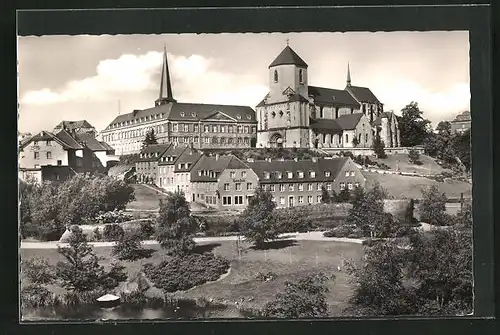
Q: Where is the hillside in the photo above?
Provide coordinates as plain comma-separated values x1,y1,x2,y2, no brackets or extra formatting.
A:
371,153,449,176
364,171,472,199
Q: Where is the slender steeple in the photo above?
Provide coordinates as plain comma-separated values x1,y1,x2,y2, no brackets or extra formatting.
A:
346,62,352,87
155,44,176,106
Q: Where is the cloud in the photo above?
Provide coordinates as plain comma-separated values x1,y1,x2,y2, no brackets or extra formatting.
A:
20,51,268,109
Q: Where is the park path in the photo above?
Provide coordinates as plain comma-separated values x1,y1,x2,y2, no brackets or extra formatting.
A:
20,231,363,250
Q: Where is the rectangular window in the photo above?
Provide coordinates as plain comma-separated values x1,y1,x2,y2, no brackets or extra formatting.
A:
242,171,247,178
173,124,178,132
270,184,276,192
308,183,313,191
298,196,304,204
264,172,270,179
287,171,293,179
340,182,346,190
327,183,332,191
317,195,322,203
350,171,356,177
317,183,322,191
213,125,218,133
55,174,60,181
235,196,244,205
345,171,350,177
325,171,331,177
237,126,243,133
348,182,353,190
244,126,249,133
355,182,360,188
288,184,294,192
204,125,209,132
57,160,62,166
223,196,232,205
230,171,236,178
298,184,304,191
194,125,199,132
297,171,304,178
46,152,52,159
280,184,286,192
308,196,313,204
247,183,253,190
224,183,230,191
276,172,282,179
235,183,242,191
34,152,39,159
310,171,316,178
184,124,189,132
46,140,52,146
280,197,285,205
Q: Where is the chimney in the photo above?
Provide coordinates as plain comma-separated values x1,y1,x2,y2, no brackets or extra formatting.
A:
215,153,220,161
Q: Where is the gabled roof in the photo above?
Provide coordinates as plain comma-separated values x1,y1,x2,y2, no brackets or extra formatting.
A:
54,130,85,150
372,111,396,127
256,92,310,107
309,113,365,132
269,46,308,68
346,86,381,104
137,143,172,162
99,141,115,151
191,155,249,182
158,143,189,166
308,86,360,107
54,120,95,131
174,147,203,172
20,130,84,151
247,157,349,183
74,133,108,151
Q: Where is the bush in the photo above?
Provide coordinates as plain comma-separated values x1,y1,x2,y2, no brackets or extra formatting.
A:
408,149,422,165
93,227,102,241
62,289,107,307
21,285,60,308
112,232,152,261
21,257,55,285
138,220,155,240
96,210,134,224
103,224,125,242
144,253,230,293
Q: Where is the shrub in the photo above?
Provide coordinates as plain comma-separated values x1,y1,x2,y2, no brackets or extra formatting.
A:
144,253,230,293
21,257,55,285
408,149,422,165
103,224,125,242
112,232,152,261
96,210,134,224
62,289,107,307
419,185,449,226
138,220,155,239
256,271,277,282
93,227,102,241
21,285,59,308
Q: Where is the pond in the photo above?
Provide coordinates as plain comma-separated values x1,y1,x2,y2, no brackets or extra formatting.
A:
21,299,243,321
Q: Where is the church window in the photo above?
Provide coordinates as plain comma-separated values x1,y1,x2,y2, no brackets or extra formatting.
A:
274,70,278,83
299,69,304,83
271,111,276,118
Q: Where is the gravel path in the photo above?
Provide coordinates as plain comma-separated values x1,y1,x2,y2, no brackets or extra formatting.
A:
20,231,363,249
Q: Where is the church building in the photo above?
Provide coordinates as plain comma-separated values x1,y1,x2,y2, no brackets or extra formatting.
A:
255,44,400,150
100,46,258,156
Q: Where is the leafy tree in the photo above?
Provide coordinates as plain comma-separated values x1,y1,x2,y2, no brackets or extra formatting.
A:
240,187,278,248
22,257,56,285
452,129,471,172
263,272,331,318
142,129,158,149
419,185,449,226
56,226,126,292
156,190,197,255
29,181,65,241
320,185,331,204
408,149,422,165
346,183,387,237
112,231,151,261
398,102,432,147
350,186,365,207
372,132,387,159
337,188,352,203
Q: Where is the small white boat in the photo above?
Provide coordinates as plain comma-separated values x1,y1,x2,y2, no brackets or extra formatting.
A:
97,294,121,309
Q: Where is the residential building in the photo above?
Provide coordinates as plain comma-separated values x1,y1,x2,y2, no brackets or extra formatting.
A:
157,143,190,191
247,156,365,208
173,145,204,201
53,120,97,137
255,44,400,149
135,143,172,184
99,46,258,155
190,154,259,209
450,110,471,134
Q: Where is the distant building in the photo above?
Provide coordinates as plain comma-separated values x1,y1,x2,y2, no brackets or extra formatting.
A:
247,156,365,208
54,120,97,137
99,46,258,155
255,44,400,149
190,154,259,208
158,144,191,192
450,110,471,134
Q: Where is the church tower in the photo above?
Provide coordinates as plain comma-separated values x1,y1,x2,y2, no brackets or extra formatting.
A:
256,42,311,148
155,45,177,107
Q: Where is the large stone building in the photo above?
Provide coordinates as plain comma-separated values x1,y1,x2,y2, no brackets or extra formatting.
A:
255,45,400,150
449,110,471,134
99,47,258,156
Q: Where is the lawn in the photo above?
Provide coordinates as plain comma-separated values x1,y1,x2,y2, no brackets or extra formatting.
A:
20,239,364,317
371,153,449,176
126,185,163,211
364,171,472,199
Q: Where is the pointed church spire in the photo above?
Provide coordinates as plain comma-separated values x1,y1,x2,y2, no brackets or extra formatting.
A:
155,44,176,106
346,62,352,87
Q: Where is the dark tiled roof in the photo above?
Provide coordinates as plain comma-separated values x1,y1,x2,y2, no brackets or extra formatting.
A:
309,113,364,131
191,155,249,182
269,46,308,68
54,120,95,131
105,102,256,130
158,144,189,165
346,86,381,104
99,141,115,151
74,133,107,151
54,130,85,150
255,93,310,107
308,86,360,107
174,148,204,172
20,130,84,150
138,143,172,162
247,157,349,183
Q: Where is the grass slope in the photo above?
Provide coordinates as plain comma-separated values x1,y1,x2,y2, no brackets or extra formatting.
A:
20,240,363,317
126,185,163,211
364,171,472,199
371,153,449,175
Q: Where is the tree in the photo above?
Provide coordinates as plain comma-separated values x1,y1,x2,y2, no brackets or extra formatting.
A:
142,128,158,149
350,186,365,207
338,188,352,203
240,187,278,248
398,102,432,147
346,183,387,237
56,226,126,292
419,185,449,226
112,231,151,261
372,132,387,159
452,129,471,172
320,185,331,204
263,272,331,318
156,190,197,255
408,149,422,165
22,257,56,285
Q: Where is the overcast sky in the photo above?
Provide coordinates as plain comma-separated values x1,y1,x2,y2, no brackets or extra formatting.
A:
17,31,470,134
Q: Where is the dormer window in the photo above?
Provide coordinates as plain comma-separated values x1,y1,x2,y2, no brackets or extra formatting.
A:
246,115,251,120
274,70,278,83
236,114,241,120
198,170,202,177
276,171,282,179
180,112,185,117
264,171,270,179
287,171,293,179
192,112,197,117
309,170,316,178
325,171,331,177
297,171,304,178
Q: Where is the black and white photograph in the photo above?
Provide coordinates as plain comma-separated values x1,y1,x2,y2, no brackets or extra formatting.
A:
18,30,473,321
